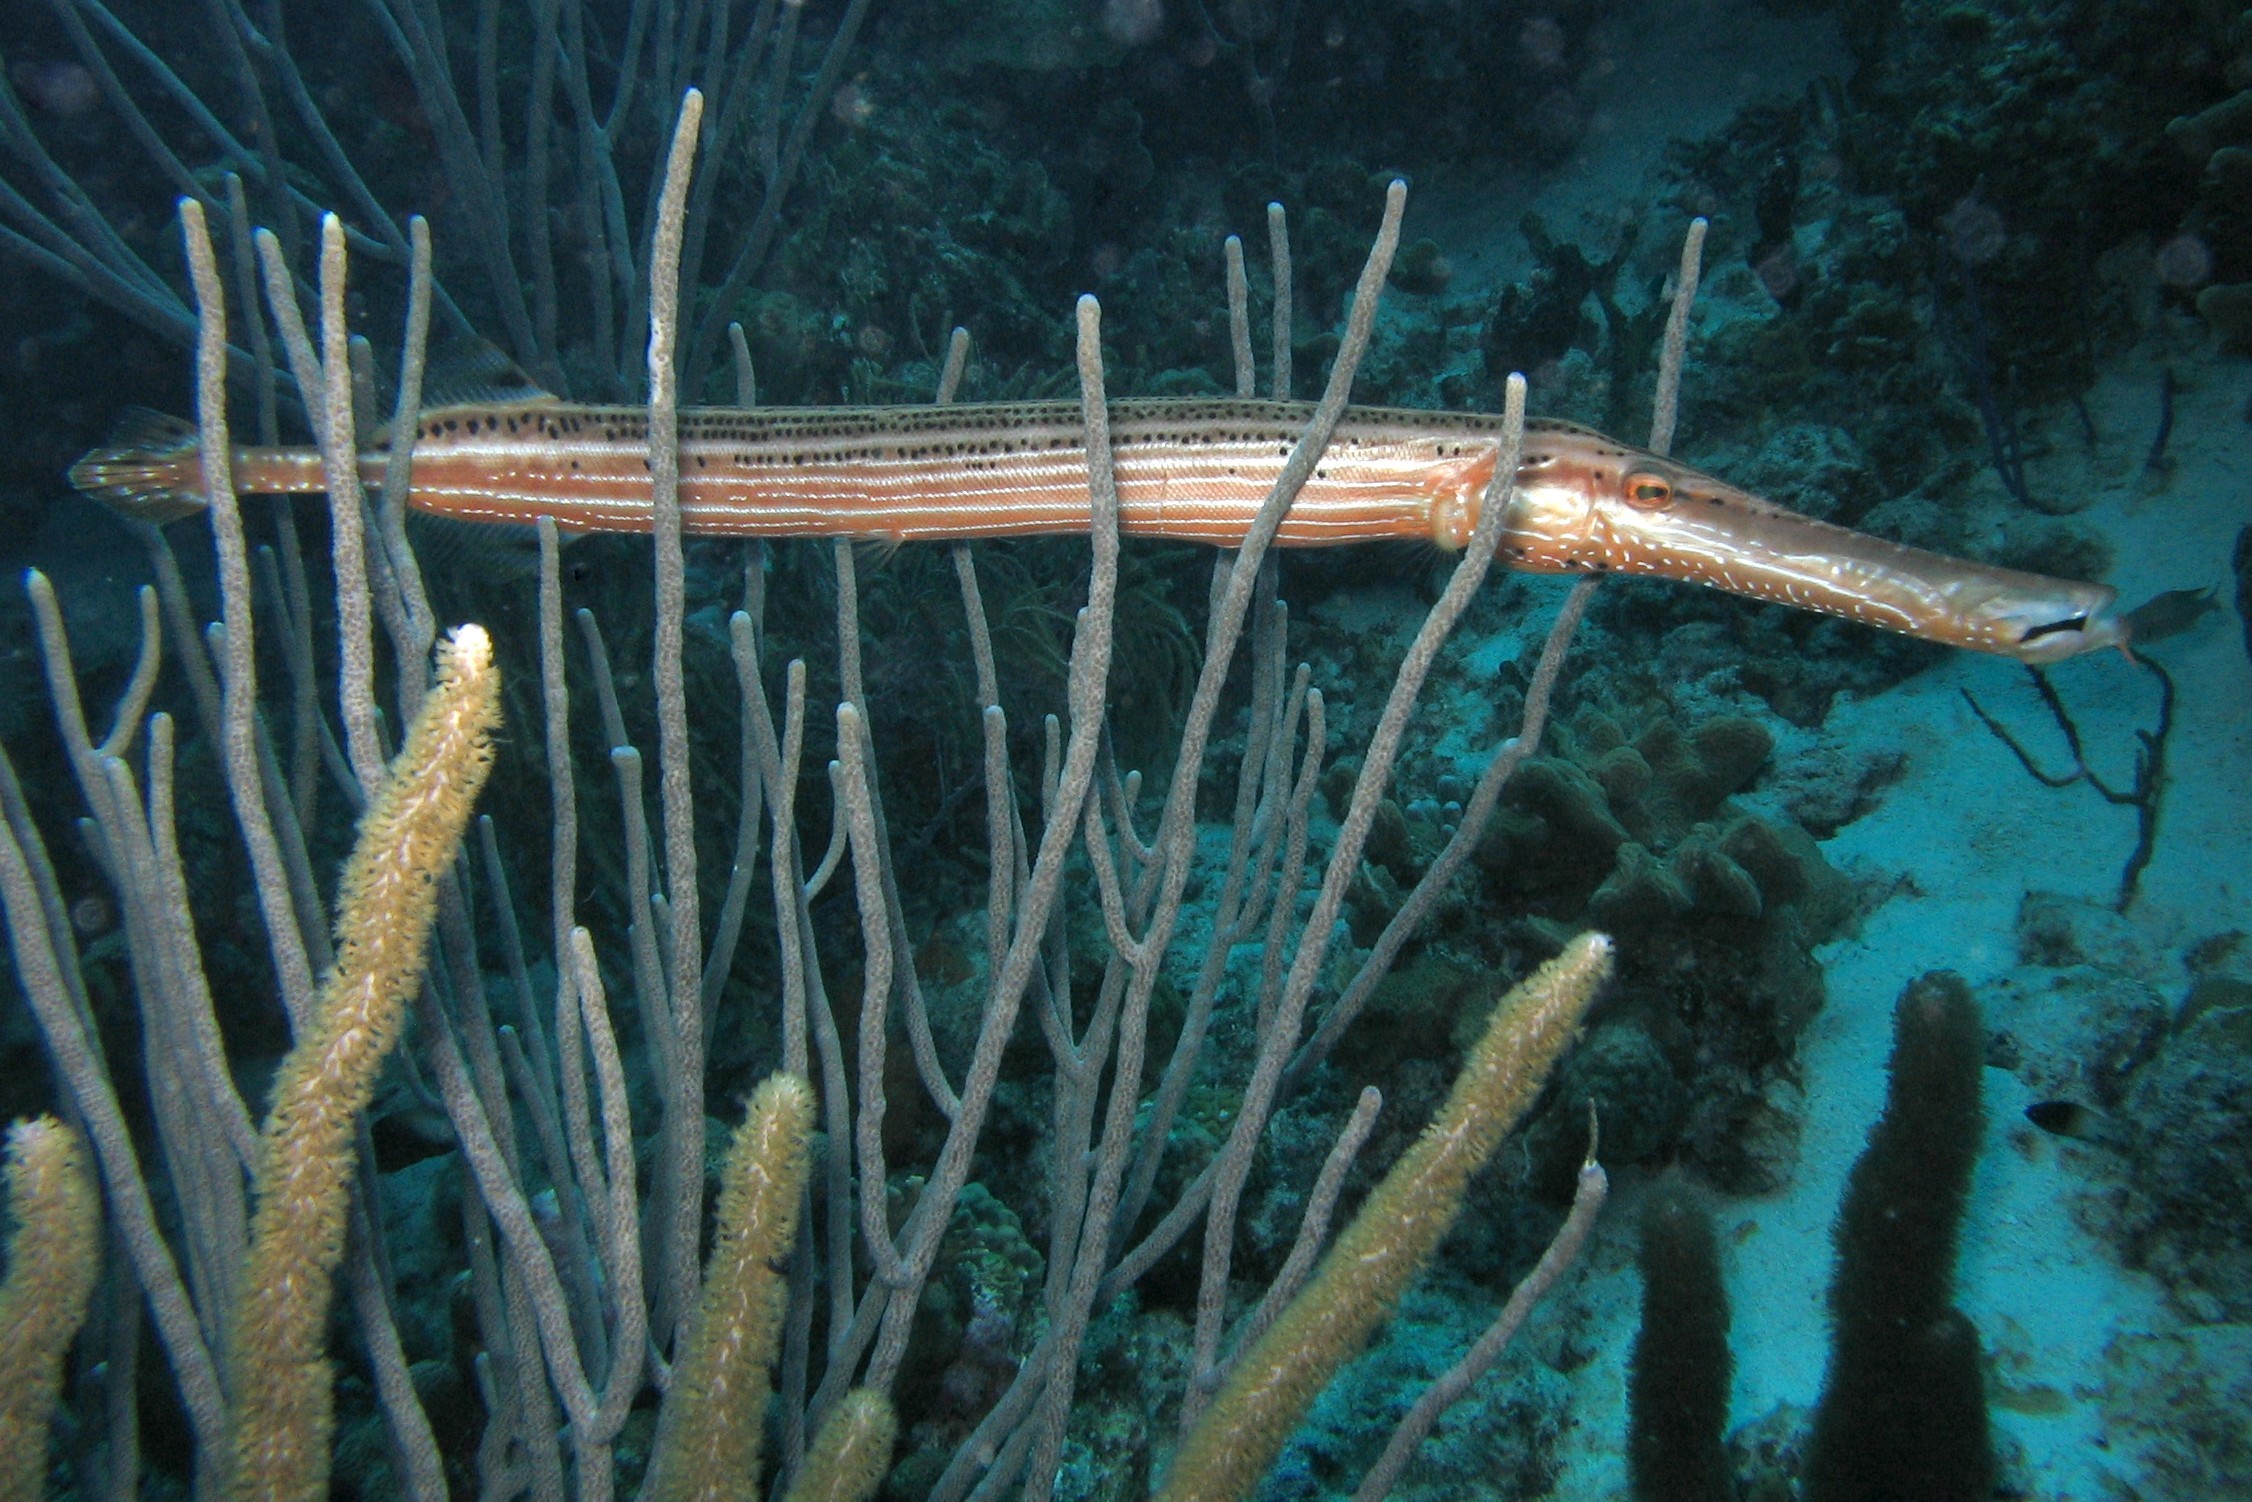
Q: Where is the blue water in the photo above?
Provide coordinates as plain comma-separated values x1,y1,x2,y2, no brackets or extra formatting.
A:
1,1,2245,1498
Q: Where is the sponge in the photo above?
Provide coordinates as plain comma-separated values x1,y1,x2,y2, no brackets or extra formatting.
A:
1803,971,1993,1502
1629,1178,1736,1502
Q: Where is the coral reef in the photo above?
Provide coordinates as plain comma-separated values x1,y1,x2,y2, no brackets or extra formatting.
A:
2101,1326,2252,1497
1459,707,1851,1193
1987,893,2172,1114
1,0,2241,1495
1974,891,2252,1350
883,1183,1045,1494
1834,0,2199,398
2113,976,2252,1322
645,1072,817,1502
2163,4,2252,345
1267,1278,1573,1502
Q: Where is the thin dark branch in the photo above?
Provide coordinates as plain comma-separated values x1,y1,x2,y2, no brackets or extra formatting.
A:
1964,657,2174,911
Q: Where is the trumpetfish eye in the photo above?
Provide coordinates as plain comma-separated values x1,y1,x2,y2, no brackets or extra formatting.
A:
1623,472,1674,510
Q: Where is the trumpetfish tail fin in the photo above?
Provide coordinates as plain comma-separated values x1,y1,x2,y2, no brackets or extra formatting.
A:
66,408,209,524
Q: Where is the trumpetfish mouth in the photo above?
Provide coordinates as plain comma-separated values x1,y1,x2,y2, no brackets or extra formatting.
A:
67,397,2127,664
1489,434,2129,665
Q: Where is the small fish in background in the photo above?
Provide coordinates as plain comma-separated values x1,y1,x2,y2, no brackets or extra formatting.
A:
2122,583,2221,645
2020,1098,2135,1154
2023,1100,2103,1139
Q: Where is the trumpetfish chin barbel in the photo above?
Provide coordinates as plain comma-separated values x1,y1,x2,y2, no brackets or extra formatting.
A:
70,396,2126,663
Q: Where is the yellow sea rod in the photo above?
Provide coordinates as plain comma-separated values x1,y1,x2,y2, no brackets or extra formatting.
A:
643,1071,818,1502
1157,933,1616,1502
782,1390,900,1502
0,1116,101,1502
224,625,500,1502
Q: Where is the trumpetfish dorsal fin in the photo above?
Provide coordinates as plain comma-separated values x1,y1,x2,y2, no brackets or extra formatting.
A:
417,338,562,412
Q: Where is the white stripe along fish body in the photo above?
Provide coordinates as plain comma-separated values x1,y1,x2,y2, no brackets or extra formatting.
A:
69,396,2127,663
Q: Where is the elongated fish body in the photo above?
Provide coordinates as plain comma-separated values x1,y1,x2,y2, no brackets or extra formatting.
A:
70,397,2126,663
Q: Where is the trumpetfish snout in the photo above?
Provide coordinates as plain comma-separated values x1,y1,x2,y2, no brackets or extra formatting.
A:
68,398,2127,664
1496,436,2128,664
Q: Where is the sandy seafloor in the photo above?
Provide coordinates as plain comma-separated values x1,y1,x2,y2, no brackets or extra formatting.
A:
1276,293,2250,1497
1525,345,2251,1502
1270,352,2251,1500
1372,3,2252,1497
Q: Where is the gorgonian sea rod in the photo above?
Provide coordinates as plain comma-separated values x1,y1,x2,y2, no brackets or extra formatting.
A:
72,395,2126,665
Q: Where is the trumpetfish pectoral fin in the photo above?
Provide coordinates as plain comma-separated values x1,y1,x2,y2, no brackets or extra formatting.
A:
1426,447,1505,551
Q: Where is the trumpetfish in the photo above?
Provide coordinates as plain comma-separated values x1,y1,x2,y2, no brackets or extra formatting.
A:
69,396,2127,663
